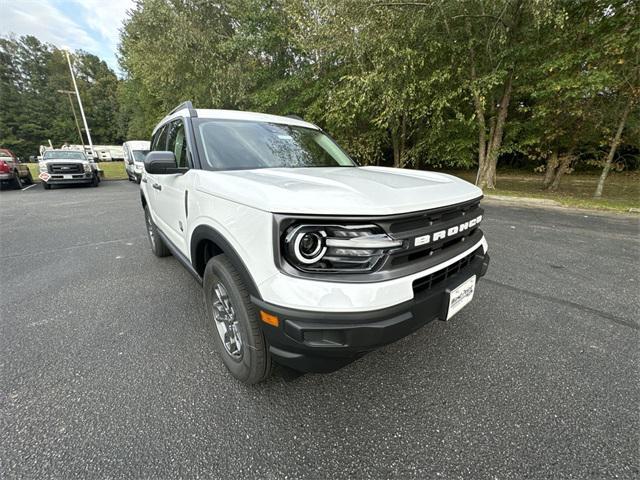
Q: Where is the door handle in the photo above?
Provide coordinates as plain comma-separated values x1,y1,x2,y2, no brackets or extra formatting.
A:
141,177,148,183
152,183,162,191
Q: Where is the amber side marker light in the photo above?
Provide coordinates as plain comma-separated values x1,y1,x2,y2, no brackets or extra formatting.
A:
260,310,279,327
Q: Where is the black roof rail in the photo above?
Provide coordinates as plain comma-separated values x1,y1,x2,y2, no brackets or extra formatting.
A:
169,101,198,117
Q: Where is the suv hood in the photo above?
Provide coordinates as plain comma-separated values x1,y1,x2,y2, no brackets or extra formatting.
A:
197,166,482,216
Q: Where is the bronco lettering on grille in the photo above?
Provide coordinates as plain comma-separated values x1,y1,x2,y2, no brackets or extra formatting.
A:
414,215,482,247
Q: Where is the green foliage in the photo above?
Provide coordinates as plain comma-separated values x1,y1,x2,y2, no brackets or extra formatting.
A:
117,0,638,176
2,0,638,183
0,36,124,159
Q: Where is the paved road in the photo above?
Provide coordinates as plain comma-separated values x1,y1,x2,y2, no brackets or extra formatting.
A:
1,181,638,479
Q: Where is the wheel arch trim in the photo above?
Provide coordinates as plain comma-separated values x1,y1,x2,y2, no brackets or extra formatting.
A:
190,224,262,299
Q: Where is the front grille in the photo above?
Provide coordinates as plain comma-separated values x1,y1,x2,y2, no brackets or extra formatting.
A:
389,199,481,234
387,198,483,268
412,247,481,294
48,163,83,174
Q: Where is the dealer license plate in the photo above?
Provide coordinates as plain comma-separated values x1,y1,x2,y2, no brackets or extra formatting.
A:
446,275,476,320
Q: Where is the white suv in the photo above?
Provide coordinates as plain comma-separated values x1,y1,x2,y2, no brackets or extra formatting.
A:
141,102,490,383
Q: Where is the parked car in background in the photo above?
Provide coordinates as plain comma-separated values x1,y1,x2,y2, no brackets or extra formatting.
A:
0,148,33,189
123,140,150,183
38,149,100,189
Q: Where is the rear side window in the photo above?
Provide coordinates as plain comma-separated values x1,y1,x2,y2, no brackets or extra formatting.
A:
166,120,189,168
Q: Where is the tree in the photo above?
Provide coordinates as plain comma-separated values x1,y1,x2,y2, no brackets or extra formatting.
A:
117,0,640,185
0,36,123,158
592,0,639,197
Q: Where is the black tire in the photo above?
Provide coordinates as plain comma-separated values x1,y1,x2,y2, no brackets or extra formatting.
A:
144,205,170,257
12,174,23,190
203,255,271,384
92,174,99,187
43,182,51,190
24,171,33,185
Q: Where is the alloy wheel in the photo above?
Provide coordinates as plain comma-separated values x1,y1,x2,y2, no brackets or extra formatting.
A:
211,282,243,359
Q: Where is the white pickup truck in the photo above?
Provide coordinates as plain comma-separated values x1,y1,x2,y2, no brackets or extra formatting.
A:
38,149,100,189
141,102,490,383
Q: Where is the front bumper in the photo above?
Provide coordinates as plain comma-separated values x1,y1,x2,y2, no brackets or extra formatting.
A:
252,249,490,373
45,173,94,185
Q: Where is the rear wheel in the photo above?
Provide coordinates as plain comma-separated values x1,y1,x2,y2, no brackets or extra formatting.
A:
203,255,272,384
144,205,170,257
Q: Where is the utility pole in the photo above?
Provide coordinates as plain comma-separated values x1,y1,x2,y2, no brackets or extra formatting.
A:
65,50,94,159
57,89,85,149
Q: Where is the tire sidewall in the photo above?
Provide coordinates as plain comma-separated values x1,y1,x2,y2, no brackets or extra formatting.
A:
203,257,268,383
144,206,159,254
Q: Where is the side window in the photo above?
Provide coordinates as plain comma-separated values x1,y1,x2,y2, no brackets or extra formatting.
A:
151,125,169,152
166,120,189,168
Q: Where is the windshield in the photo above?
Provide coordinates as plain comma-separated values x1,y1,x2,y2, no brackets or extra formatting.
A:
196,120,356,171
132,150,149,162
43,151,86,160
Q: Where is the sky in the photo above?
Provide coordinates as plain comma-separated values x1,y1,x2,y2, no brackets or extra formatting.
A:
2,0,135,73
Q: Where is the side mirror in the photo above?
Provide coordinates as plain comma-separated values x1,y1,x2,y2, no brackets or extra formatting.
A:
144,151,184,174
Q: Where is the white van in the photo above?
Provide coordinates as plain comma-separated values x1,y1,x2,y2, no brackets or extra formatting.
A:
123,140,150,183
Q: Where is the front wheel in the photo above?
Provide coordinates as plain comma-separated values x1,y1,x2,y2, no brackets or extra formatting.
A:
43,182,51,190
203,255,271,384
92,174,99,187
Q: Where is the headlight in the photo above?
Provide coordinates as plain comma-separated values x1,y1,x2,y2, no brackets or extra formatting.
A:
83,162,92,172
38,162,47,172
282,224,403,273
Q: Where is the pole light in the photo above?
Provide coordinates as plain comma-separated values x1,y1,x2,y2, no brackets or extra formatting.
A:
57,89,85,149
65,50,94,158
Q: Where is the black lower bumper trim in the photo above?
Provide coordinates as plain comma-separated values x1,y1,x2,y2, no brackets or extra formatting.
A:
46,179,93,185
252,250,490,373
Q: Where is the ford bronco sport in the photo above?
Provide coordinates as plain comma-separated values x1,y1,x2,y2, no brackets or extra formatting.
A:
141,101,490,384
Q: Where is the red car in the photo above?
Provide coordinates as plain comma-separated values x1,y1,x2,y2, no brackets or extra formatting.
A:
0,148,33,189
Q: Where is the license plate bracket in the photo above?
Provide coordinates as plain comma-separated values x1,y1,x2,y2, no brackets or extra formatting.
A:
443,275,476,320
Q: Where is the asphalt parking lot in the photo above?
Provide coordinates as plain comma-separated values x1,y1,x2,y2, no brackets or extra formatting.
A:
1,181,638,479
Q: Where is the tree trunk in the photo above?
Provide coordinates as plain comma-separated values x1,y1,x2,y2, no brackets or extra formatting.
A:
466,24,487,186
547,154,572,192
542,150,559,188
391,127,401,168
473,105,487,185
477,114,496,184
478,72,514,189
593,98,634,198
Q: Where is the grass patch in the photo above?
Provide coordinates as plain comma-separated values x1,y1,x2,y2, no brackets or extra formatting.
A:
24,161,128,181
443,169,639,213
